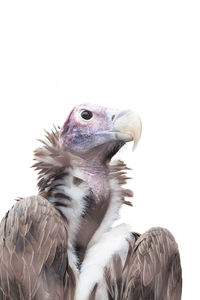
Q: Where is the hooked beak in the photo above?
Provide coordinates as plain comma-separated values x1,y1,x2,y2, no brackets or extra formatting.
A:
113,110,142,151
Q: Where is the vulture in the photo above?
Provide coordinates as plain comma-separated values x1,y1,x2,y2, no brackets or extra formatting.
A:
0,104,182,300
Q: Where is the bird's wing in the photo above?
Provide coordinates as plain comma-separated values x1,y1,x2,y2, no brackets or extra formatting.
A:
0,195,76,300
104,227,182,300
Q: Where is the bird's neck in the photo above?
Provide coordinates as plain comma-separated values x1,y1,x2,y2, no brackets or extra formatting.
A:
75,159,110,199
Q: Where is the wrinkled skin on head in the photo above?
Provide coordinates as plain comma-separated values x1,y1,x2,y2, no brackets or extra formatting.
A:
60,104,118,157
59,103,141,163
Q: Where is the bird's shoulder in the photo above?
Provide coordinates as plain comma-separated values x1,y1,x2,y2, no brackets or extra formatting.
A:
0,195,71,299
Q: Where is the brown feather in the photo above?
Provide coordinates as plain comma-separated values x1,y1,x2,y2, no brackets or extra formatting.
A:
0,196,75,300
103,228,182,300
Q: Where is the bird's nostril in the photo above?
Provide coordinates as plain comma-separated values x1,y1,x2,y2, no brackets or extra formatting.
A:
111,115,115,121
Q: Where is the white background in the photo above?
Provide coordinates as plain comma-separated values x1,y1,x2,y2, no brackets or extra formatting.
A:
0,1,199,299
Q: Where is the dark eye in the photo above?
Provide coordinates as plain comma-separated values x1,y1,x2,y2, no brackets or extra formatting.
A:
80,110,93,120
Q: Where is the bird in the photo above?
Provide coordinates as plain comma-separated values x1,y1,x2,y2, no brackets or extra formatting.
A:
0,103,182,300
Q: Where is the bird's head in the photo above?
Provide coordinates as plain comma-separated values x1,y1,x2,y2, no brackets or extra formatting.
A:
59,103,142,163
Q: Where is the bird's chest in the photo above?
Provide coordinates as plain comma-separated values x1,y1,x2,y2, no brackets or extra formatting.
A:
74,192,111,267
47,167,116,257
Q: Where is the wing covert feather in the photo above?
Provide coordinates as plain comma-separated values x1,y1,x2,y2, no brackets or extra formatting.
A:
0,196,74,300
126,227,182,300
104,228,182,300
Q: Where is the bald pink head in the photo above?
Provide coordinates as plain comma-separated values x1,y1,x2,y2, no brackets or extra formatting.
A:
59,103,141,162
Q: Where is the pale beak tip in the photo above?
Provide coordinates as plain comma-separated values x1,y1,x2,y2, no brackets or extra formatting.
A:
114,110,142,151
132,140,138,151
